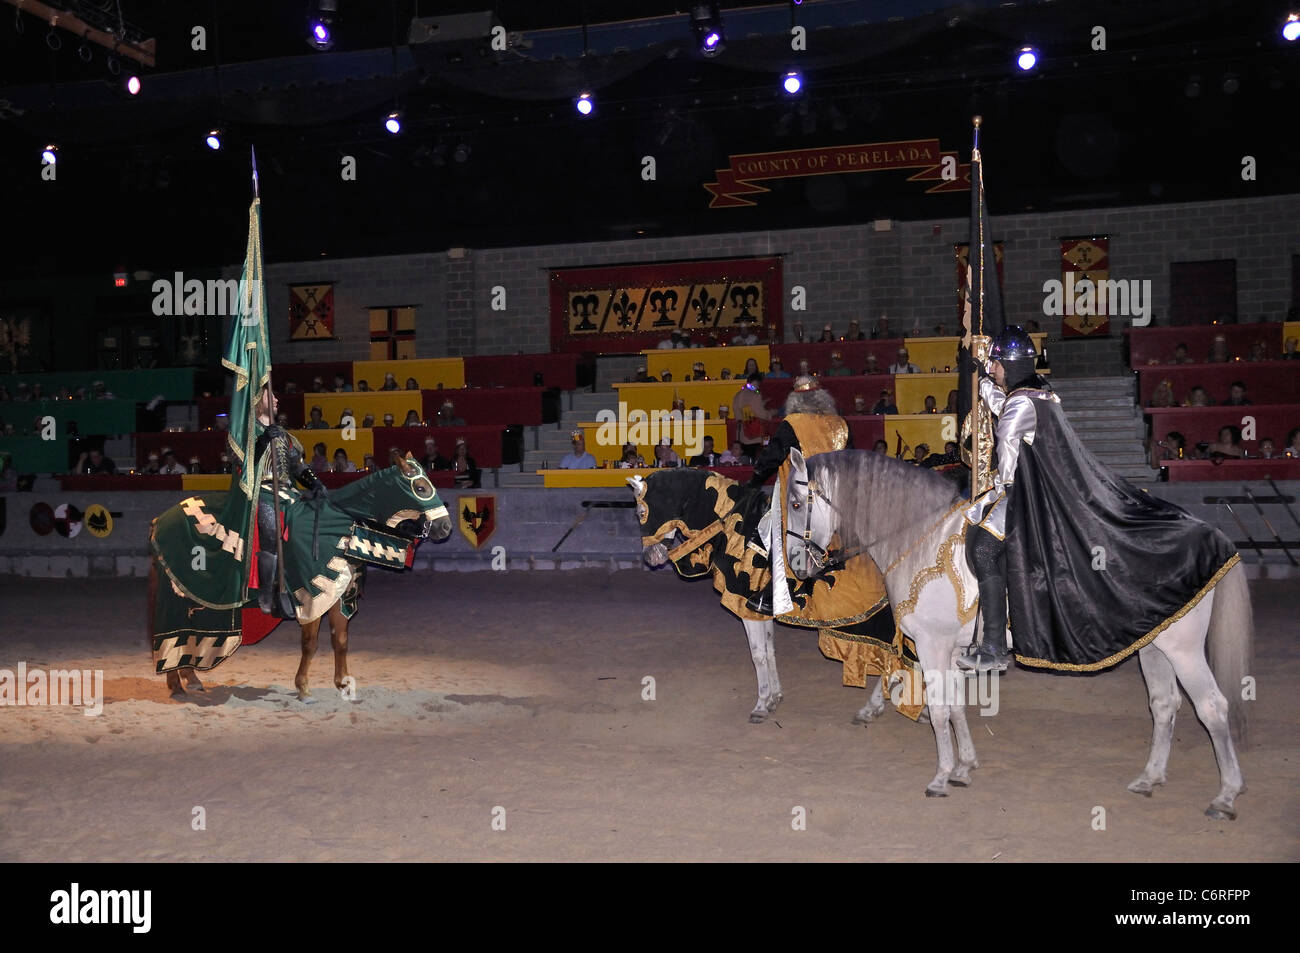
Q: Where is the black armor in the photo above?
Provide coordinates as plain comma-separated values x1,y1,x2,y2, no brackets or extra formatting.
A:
254,425,326,617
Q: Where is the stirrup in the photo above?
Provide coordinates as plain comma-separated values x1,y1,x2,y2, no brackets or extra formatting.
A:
956,643,1008,674
744,590,774,616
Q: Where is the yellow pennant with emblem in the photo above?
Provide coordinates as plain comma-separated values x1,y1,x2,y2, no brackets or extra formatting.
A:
457,495,497,549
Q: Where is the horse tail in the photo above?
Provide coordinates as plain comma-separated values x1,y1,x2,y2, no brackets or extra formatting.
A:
1206,560,1254,748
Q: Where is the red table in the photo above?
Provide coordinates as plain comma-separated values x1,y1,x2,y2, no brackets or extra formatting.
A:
60,474,184,491
317,468,455,489
771,340,905,375
760,373,897,412
1162,458,1300,482
1136,362,1300,407
464,353,578,390
1145,406,1300,450
372,425,505,469
135,431,228,471
421,387,543,427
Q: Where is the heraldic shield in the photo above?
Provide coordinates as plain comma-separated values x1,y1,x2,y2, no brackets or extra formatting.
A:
458,495,497,549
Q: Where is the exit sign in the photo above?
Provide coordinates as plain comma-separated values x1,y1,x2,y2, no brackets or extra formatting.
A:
114,270,128,287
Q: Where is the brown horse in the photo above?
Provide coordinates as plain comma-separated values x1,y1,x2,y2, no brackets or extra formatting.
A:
149,452,452,701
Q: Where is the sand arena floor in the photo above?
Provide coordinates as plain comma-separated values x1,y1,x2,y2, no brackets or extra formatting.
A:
0,570,1295,862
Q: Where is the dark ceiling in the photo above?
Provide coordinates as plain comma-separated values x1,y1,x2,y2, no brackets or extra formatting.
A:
0,0,1295,276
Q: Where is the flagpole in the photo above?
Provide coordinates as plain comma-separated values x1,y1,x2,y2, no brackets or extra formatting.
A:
968,116,994,497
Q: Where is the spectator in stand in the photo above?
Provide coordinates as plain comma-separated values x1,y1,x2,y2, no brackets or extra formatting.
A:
1247,340,1269,363
1281,337,1299,360
558,432,597,469
332,448,357,473
421,437,451,472
742,358,761,379
361,413,375,428
690,436,722,468
720,441,751,466
382,413,395,427
1147,379,1177,408
333,374,351,393
872,439,889,454
766,357,790,379
1168,343,1192,365
275,412,290,428
1149,431,1190,473
863,353,881,376
188,456,204,475
284,381,298,395
1185,386,1213,407
13,382,31,402
790,321,805,343
732,373,771,455
77,447,116,473
923,395,938,414
945,389,960,414
380,373,400,391
871,389,899,415
217,452,232,474
214,412,230,432
923,441,961,468
660,370,673,382
0,460,16,491
362,453,377,471
797,358,812,378
1223,381,1253,407
817,324,836,343
888,347,920,374
356,379,371,392
436,401,466,427
305,405,330,429
310,442,329,471
1207,425,1244,459
403,410,422,427
634,364,654,382
852,394,868,414
871,315,892,339
1286,428,1300,459
1258,437,1277,460
843,319,866,341
158,450,187,475
311,376,325,393
731,326,759,346
141,451,161,474
450,437,481,488
1207,335,1231,364
690,362,708,381
653,438,680,468
337,407,355,428
618,442,646,468
906,443,930,466
405,377,420,390
825,351,852,377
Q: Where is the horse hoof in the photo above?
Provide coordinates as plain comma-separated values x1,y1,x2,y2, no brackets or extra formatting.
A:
851,712,875,726
768,693,784,713
924,786,948,798
298,693,316,705
1205,805,1237,821
748,712,767,724
949,778,969,788
1126,778,1161,796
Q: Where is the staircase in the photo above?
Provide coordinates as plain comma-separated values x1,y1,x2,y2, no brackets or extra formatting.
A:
497,389,620,487
1048,376,1153,485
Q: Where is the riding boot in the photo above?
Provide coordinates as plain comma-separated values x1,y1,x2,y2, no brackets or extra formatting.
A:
257,551,278,614
958,523,1010,673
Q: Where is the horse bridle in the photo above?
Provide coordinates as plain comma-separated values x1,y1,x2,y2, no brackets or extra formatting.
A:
787,469,868,574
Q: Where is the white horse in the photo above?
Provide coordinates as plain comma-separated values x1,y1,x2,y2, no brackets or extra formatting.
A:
629,471,897,727
783,447,1253,819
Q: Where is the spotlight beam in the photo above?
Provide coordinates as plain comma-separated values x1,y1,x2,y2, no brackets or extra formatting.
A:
1,0,156,67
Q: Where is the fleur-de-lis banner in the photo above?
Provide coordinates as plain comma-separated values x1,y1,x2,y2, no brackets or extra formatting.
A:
548,256,783,353
289,283,335,340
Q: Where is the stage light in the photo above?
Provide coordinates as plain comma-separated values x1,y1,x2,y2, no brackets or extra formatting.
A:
205,128,223,150
1283,13,1300,42
41,144,58,165
575,92,595,116
307,0,339,51
384,111,402,134
126,75,141,96
782,71,803,95
1016,46,1038,71
690,3,724,56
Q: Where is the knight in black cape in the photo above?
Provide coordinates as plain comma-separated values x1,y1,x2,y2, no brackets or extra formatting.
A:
960,326,1238,672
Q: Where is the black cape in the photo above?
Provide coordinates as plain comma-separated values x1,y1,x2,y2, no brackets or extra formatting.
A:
1004,396,1238,672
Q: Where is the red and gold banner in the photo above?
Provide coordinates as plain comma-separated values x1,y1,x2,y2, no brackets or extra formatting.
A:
549,256,783,354
1060,236,1111,337
705,140,970,208
369,306,416,360
288,283,335,340
955,242,1004,323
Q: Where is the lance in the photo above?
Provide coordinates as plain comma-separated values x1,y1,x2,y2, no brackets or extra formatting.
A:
1267,477,1300,533
966,115,993,497
1218,498,1266,563
1244,486,1297,566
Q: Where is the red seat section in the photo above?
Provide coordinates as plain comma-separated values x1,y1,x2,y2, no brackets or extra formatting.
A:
760,373,897,412
317,468,455,489
420,386,544,426
463,353,579,390
1145,406,1300,450
372,425,505,468
274,362,355,393
1136,362,1300,407
1163,458,1300,482
1127,325,1285,368
60,474,184,491
725,415,884,452
135,431,227,471
771,340,910,374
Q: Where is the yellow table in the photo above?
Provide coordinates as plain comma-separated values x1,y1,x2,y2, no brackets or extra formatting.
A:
1284,322,1300,349
879,414,960,459
181,474,229,492
540,467,656,488
301,393,423,427
351,358,465,391
289,427,376,462
612,380,748,418
892,373,959,415
642,345,769,382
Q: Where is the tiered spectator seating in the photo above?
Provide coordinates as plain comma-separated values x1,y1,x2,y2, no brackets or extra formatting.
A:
1126,324,1288,367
